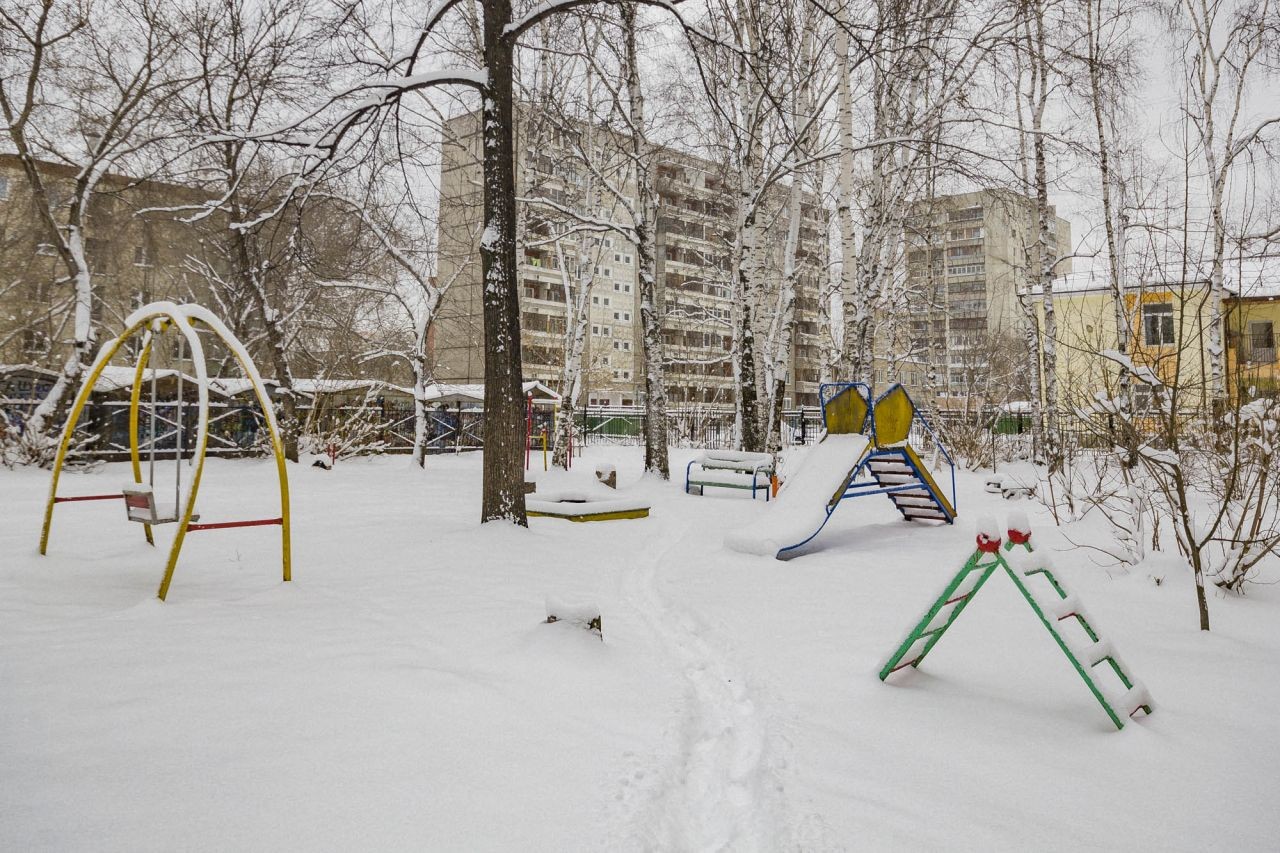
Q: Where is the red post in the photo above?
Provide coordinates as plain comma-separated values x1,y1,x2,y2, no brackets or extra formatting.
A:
525,392,533,470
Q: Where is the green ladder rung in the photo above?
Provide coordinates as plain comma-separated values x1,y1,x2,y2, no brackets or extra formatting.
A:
879,558,999,680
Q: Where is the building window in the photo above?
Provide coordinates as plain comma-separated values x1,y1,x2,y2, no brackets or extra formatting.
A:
22,329,49,354
133,245,151,267
0,176,9,200
592,324,599,334
84,238,111,274
623,284,632,293
1142,302,1175,346
1248,321,1275,363
592,296,599,305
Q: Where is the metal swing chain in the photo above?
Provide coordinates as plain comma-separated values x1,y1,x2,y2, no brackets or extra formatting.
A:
176,331,184,515
149,327,158,489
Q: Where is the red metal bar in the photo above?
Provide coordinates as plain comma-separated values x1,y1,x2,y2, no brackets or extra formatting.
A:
53,494,123,503
187,517,283,532
525,392,533,470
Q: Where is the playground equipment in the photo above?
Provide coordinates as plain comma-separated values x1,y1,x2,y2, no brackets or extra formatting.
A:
526,485,650,521
39,302,291,601
526,468,649,522
685,450,776,501
725,382,956,558
880,515,1153,730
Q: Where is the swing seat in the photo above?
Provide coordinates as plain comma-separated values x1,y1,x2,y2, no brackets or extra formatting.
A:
122,485,197,525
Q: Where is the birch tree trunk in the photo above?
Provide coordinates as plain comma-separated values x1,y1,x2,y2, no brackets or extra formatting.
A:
552,241,592,470
834,19,858,384
1027,4,1061,473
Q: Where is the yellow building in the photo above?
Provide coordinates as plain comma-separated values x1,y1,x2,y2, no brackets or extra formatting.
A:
1048,263,1279,418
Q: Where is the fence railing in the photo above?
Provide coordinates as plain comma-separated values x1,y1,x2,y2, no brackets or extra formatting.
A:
576,406,827,450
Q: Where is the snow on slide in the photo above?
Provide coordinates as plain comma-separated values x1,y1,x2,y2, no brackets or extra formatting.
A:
725,433,871,557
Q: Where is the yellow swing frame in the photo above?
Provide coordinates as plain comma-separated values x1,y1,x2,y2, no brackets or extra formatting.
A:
38,302,291,600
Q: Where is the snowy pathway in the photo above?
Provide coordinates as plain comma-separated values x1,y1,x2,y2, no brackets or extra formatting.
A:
616,511,782,851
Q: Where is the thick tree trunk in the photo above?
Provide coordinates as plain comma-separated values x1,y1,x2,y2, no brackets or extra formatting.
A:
480,1,527,524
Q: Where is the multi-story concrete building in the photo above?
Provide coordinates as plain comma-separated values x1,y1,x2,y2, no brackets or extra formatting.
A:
894,189,1071,404
433,110,828,409
0,153,225,370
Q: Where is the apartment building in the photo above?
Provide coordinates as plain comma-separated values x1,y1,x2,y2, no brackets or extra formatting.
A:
896,189,1071,404
0,153,225,371
432,110,828,409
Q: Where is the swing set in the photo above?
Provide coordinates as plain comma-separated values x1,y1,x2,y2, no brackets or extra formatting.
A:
39,302,291,601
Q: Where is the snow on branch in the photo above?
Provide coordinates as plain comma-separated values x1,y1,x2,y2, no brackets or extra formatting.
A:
1098,349,1163,387
504,0,727,49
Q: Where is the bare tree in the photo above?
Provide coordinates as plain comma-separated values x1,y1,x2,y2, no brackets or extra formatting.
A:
0,0,189,458
1172,0,1280,404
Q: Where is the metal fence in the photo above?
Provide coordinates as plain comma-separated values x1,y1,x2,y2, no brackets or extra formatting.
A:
577,406,826,450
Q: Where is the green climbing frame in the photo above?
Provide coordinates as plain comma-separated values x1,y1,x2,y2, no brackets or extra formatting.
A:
879,525,1154,730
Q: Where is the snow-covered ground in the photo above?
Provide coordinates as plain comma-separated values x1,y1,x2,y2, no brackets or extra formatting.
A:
2,447,1278,851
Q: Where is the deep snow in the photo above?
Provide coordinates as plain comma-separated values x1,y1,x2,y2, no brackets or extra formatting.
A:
2,447,1278,851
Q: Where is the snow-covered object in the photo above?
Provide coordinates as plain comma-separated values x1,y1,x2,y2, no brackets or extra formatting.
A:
526,497,649,517
724,434,870,556
698,450,774,470
544,597,602,636
594,463,616,475
975,515,1001,543
1007,510,1031,537
1004,548,1039,576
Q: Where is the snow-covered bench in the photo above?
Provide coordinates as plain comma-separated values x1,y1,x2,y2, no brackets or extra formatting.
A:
984,463,1038,500
685,450,775,501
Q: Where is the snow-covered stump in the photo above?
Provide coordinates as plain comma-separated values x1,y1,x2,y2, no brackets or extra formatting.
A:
594,463,616,489
545,598,602,641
